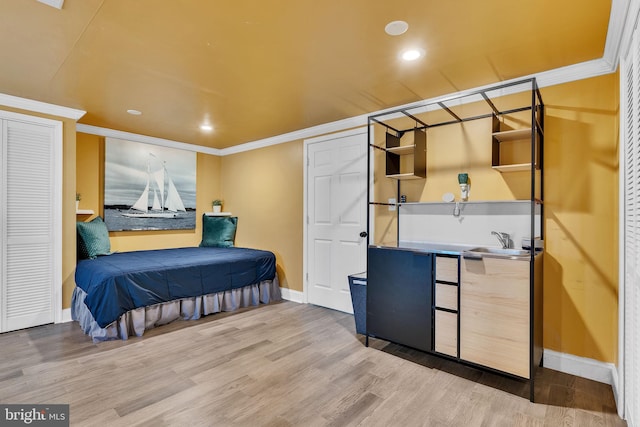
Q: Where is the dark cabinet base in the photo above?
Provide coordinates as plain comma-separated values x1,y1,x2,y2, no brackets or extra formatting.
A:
366,247,433,352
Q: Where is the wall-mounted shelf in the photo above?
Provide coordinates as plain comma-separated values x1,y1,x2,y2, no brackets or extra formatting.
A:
76,209,94,215
492,128,531,142
491,117,541,173
385,173,425,180
492,163,535,173
385,129,426,179
386,145,416,155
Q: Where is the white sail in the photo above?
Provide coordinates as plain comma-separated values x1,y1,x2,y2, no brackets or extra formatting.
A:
152,169,165,209
165,171,186,212
131,180,149,212
122,154,186,219
151,189,161,211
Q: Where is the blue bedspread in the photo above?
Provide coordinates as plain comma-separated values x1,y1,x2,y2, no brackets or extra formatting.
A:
75,247,276,328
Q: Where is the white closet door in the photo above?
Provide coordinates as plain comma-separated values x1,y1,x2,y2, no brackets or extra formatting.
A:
622,28,640,427
2,119,56,332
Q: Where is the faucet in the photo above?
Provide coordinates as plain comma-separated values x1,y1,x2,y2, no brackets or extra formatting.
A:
491,231,512,249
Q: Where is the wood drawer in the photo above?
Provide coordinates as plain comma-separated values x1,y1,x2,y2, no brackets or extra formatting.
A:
436,256,458,283
435,310,458,357
435,283,458,311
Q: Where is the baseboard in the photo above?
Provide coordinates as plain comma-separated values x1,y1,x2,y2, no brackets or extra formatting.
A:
60,308,72,323
279,287,304,304
611,364,622,419
543,348,616,385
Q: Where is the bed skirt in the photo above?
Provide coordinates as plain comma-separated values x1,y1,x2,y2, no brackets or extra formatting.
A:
71,276,281,342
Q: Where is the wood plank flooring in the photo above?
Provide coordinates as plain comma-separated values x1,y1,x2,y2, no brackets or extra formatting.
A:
0,301,625,426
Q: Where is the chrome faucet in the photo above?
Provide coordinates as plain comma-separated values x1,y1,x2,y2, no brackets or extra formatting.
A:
491,231,512,249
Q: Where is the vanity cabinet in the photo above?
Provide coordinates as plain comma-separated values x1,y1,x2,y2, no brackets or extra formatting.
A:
434,255,459,357
367,247,433,352
460,256,539,378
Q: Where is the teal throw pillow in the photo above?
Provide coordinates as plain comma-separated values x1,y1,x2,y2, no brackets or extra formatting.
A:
200,215,237,248
77,216,111,260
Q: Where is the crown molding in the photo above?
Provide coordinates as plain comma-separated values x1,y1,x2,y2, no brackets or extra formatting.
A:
220,57,616,156
602,0,630,68
94,52,617,158
76,124,222,156
616,0,640,60
220,2,630,156
0,93,85,120
219,114,370,156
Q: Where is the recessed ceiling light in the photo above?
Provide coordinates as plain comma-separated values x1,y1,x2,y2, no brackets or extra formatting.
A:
200,124,213,132
126,109,142,115
37,0,64,10
385,20,409,36
401,48,425,61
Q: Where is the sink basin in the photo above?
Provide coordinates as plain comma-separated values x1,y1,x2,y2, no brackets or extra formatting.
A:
466,247,531,257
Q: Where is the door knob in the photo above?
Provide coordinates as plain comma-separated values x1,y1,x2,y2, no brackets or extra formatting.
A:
359,231,368,238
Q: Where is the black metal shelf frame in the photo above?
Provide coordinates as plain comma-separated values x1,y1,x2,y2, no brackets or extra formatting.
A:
365,77,545,402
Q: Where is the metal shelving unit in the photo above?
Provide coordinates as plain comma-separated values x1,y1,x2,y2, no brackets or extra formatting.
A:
365,77,545,402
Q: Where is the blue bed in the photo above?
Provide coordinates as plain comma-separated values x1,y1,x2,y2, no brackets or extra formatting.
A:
72,246,281,341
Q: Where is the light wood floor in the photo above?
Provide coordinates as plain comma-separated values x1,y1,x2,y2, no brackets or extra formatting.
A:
0,301,625,426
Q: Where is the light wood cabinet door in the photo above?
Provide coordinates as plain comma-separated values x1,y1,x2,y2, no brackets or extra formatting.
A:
460,257,530,378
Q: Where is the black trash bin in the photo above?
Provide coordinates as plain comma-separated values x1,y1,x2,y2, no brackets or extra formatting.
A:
348,272,367,335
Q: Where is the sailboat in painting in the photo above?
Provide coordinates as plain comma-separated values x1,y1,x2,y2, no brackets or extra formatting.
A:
122,154,186,218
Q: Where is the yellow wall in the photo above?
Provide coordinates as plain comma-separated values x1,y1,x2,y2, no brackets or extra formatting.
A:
371,103,539,246
71,74,619,365
541,73,619,363
0,105,78,310
76,133,303,293
220,140,304,291
371,74,619,363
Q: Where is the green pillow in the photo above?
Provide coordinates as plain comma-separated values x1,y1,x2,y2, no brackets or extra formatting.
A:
77,216,111,259
200,215,237,248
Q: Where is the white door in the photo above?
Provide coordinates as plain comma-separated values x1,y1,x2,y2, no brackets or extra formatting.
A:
306,128,368,313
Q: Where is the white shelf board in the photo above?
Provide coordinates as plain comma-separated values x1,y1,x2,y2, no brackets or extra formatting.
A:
76,209,94,215
492,128,531,142
492,163,536,173
386,173,425,180
205,212,233,216
387,145,415,155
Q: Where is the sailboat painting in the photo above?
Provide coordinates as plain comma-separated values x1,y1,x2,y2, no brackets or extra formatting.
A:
104,137,196,231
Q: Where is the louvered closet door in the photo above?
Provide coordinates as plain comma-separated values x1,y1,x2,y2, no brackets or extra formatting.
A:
1,119,56,332
622,28,640,427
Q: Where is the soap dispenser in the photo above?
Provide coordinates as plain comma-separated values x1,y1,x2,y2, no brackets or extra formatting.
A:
458,173,470,201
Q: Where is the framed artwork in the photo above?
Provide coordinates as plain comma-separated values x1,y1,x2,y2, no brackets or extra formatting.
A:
104,137,197,231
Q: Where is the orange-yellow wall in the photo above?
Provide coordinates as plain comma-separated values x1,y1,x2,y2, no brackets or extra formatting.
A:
371,74,619,364
0,105,78,310
541,73,619,363
71,74,618,364
219,140,303,291
371,102,540,246
75,134,303,294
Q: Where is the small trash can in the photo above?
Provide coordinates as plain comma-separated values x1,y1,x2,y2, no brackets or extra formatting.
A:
348,272,367,335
